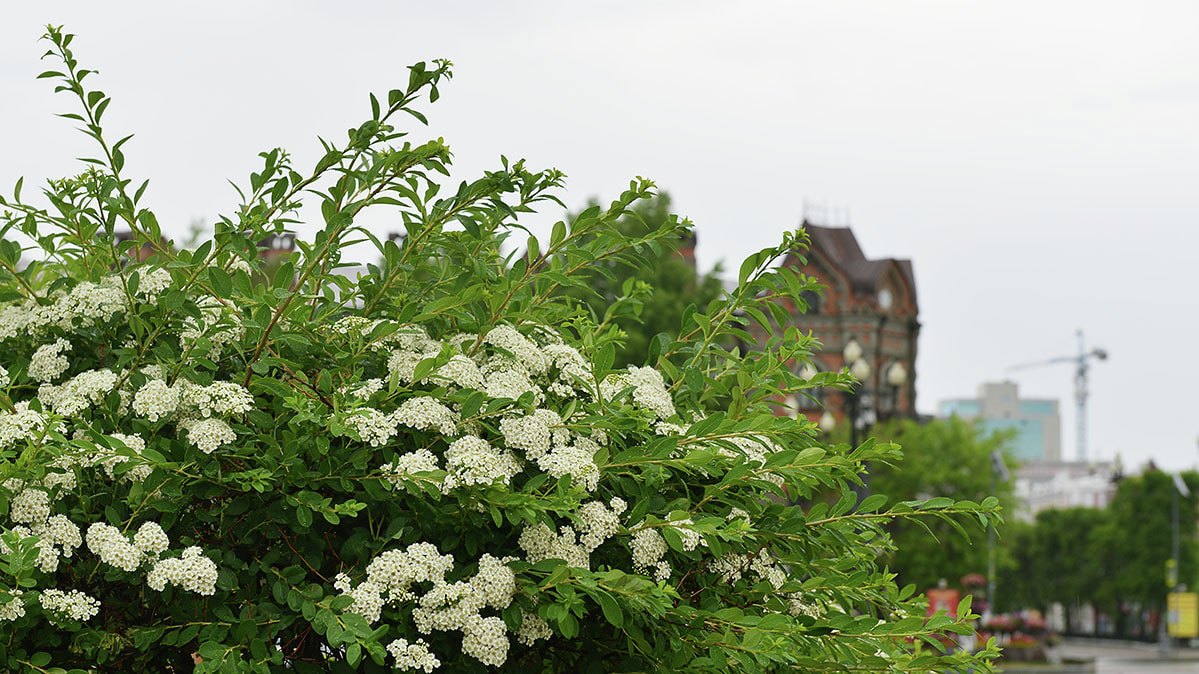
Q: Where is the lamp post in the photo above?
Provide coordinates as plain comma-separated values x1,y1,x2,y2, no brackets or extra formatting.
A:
842,339,873,456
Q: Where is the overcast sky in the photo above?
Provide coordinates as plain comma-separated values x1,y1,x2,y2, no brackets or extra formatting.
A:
3,2,1197,470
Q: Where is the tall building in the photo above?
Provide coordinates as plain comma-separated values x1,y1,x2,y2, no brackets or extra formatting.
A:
773,223,920,424
939,381,1061,462
939,381,1119,520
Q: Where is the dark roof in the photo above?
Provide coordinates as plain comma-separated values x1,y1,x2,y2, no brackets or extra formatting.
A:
802,223,916,308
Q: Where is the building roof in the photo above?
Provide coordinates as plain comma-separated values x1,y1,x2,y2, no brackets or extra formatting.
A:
803,223,917,309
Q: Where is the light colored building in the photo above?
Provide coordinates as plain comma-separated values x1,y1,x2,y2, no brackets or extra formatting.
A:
940,381,1120,520
939,381,1060,462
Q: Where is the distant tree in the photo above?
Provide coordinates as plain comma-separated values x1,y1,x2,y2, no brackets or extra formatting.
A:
867,417,1016,594
565,193,724,367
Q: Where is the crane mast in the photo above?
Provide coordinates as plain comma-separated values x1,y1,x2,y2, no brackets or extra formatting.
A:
1007,330,1108,463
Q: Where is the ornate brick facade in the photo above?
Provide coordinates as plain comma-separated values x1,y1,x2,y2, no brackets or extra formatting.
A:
779,223,920,424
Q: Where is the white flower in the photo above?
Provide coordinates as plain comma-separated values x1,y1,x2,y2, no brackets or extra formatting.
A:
443,436,521,491
133,268,172,301
381,449,442,488
630,527,668,577
392,397,459,437
133,522,170,556
38,368,119,416
181,417,236,454
0,590,24,621
344,580,385,624
432,355,483,390
38,588,100,622
573,499,625,552
461,614,509,667
100,432,153,483
145,546,218,595
10,489,50,525
543,343,594,398
33,514,81,559
482,325,548,375
535,439,601,492
344,408,399,447
132,379,179,422
86,522,142,572
516,609,553,645
482,367,542,403
0,402,59,449
0,365,8,389
28,338,72,383
469,554,516,610
499,409,565,460
387,637,441,672
518,523,589,569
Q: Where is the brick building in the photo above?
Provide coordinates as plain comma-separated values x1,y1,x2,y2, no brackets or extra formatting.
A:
779,223,920,425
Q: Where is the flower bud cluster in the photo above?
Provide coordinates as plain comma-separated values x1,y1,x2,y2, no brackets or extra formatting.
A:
38,588,100,622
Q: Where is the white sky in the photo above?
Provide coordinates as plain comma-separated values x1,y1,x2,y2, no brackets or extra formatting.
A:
2,1,1197,470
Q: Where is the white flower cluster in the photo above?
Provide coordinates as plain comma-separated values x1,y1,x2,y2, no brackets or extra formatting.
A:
38,588,100,622
339,544,517,668
0,402,60,449
386,329,445,384
86,520,215,594
132,379,178,422
131,377,251,454
432,355,483,390
386,637,441,672
707,551,786,590
535,438,602,492
715,435,784,487
483,325,549,376
179,417,237,454
0,365,8,389
0,281,127,342
38,368,118,416
518,522,590,569
86,522,145,572
516,609,553,646
601,366,676,420
100,432,153,482
146,546,219,596
28,338,72,383
0,590,23,621
482,365,542,404
443,436,521,491
542,343,594,398
573,498,627,552
2,505,83,575
630,528,671,582
393,397,459,437
344,408,400,447
133,268,173,302
380,449,442,487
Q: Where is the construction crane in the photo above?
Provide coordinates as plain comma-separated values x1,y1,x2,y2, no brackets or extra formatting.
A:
1007,330,1108,463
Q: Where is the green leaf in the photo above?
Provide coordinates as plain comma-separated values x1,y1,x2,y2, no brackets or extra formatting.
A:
596,592,623,627
209,267,232,298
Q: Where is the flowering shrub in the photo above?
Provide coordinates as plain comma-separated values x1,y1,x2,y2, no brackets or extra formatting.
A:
0,26,1002,673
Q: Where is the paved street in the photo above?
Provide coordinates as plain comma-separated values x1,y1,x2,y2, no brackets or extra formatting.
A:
1053,639,1199,673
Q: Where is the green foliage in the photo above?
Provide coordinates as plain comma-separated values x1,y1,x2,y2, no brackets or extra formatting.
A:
0,26,1002,673
867,417,1015,594
562,194,724,368
998,470,1199,632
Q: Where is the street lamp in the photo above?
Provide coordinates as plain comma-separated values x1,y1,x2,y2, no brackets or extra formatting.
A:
842,339,873,454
